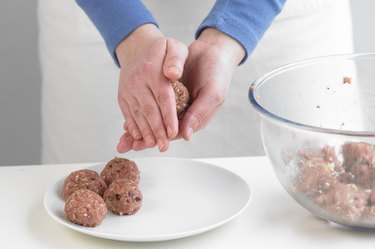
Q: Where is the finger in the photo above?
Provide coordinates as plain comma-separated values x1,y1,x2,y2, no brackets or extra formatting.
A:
119,132,184,153
119,99,142,140
135,88,170,152
127,95,156,148
118,135,164,152
179,89,225,141
117,132,134,153
152,84,179,139
123,122,129,133
118,134,150,152
163,38,188,80
132,139,148,151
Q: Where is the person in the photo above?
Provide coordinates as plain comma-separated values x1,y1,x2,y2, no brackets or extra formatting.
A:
38,0,354,163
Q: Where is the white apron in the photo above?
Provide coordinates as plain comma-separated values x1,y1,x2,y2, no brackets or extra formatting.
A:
38,0,354,163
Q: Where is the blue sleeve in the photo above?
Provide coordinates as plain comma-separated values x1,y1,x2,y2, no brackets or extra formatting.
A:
196,0,286,64
76,0,159,67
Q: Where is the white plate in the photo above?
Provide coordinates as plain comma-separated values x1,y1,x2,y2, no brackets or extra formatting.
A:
44,157,251,242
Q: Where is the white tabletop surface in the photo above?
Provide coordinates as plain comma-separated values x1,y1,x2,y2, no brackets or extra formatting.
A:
1,156,374,249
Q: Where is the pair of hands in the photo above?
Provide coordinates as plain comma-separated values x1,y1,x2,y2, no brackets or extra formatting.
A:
115,24,245,153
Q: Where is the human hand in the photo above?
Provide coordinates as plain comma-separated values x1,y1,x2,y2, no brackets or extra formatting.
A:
117,28,245,152
116,24,188,152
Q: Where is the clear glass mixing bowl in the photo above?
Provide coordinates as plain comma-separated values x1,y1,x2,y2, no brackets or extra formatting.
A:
249,53,375,229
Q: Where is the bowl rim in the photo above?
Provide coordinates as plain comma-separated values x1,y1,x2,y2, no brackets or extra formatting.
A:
249,53,375,137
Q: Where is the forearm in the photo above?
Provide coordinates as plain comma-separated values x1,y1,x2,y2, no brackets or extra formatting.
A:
196,0,286,64
76,0,159,67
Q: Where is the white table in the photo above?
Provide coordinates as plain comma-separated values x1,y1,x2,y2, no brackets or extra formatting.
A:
1,157,374,249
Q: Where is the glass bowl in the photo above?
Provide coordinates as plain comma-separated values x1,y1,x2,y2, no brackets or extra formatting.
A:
249,53,375,230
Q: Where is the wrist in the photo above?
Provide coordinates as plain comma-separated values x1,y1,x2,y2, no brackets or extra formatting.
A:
115,24,164,67
197,28,245,66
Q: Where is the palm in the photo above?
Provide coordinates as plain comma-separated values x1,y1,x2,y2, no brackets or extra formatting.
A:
178,40,235,134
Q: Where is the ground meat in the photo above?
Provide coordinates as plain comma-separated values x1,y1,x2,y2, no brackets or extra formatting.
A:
363,206,375,220
295,146,342,187
103,179,143,215
298,146,342,168
342,142,375,169
369,187,375,205
62,169,107,200
100,157,140,186
289,142,375,223
348,163,375,189
322,146,342,169
64,189,107,227
295,159,337,195
343,76,352,84
314,183,369,221
172,80,189,118
342,142,375,189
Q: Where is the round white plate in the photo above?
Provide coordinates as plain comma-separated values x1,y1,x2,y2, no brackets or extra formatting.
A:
44,157,251,242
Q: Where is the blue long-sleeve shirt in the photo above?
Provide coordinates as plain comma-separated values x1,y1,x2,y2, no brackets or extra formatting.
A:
76,0,286,66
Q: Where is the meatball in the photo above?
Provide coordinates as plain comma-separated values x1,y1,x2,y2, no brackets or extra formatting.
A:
100,157,140,186
62,169,107,200
103,179,143,215
172,80,189,118
64,189,107,227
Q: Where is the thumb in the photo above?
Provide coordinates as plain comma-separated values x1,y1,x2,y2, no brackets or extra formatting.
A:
163,38,188,80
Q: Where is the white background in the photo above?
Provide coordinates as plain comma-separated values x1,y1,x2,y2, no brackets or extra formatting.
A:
0,0,374,165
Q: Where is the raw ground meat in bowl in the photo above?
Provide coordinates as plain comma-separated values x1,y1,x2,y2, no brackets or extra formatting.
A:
249,53,375,230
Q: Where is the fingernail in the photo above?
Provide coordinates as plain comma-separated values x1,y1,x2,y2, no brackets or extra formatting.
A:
167,66,180,76
167,126,173,138
157,139,164,152
117,142,131,153
117,143,124,153
187,127,193,141
131,129,140,139
145,135,154,147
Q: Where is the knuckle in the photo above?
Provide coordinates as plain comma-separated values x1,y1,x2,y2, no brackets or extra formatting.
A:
126,79,139,92
117,94,127,105
157,92,174,107
141,61,154,75
192,111,204,124
141,102,156,119
123,112,128,120
178,43,188,56
212,92,225,106
185,109,204,125
130,105,141,118
140,129,154,142
140,128,150,136
166,54,180,63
